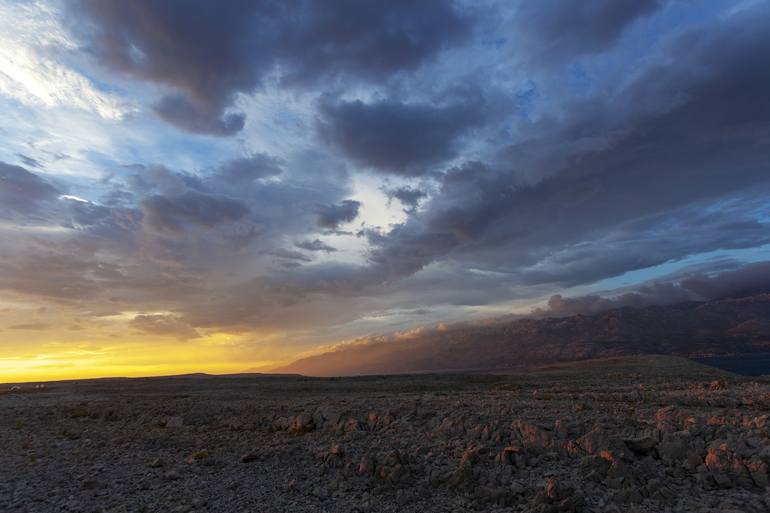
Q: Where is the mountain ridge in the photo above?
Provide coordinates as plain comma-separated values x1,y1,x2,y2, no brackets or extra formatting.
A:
276,293,770,376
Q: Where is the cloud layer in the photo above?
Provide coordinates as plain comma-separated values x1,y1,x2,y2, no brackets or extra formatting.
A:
75,0,471,134
1,0,770,374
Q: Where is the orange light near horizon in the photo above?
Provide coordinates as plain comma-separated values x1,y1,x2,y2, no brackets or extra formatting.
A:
0,333,283,384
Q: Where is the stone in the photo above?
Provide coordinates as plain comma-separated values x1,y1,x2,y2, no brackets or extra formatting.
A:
623,436,657,456
241,452,260,463
185,449,209,464
657,434,689,463
709,380,728,391
712,471,733,488
512,420,554,449
288,413,314,435
163,469,181,481
358,455,375,476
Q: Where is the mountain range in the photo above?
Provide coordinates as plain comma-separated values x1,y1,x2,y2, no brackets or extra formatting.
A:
277,293,770,376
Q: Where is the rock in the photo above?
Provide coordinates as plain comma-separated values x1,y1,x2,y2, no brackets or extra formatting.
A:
241,452,260,463
163,469,182,481
495,446,522,465
185,450,209,464
554,419,569,439
512,420,554,449
577,425,629,461
324,442,344,466
7,354,770,513
319,407,341,426
712,471,733,488
540,477,577,508
544,478,562,501
340,418,360,433
623,435,657,456
579,455,610,477
748,459,769,487
655,406,697,432
657,433,690,463
357,454,375,476
709,380,728,391
288,413,314,435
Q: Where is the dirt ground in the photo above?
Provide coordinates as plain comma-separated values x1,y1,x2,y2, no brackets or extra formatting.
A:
2,356,769,512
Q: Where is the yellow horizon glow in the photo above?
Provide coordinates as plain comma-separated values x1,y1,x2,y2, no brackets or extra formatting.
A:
0,331,287,384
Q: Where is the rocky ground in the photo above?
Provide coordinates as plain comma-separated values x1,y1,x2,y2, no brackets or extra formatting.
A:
2,355,770,512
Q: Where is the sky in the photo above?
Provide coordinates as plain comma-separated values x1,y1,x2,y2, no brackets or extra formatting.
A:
1,0,769,382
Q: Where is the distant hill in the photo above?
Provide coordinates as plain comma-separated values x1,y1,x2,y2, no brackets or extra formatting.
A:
277,293,770,376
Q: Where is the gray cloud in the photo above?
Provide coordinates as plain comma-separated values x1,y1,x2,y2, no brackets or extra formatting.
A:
361,4,770,288
385,186,428,213
217,153,283,183
0,162,60,216
295,239,337,253
130,314,201,340
61,198,113,228
75,0,472,135
140,192,250,233
264,248,312,263
538,260,770,318
318,95,485,175
315,200,361,229
512,0,665,65
3,1,770,353
124,165,206,196
154,95,245,136
680,261,770,302
0,149,356,328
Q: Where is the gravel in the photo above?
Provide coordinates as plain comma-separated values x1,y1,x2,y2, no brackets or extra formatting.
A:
1,355,770,512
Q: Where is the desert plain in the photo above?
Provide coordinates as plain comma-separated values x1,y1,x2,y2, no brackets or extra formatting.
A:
2,356,770,513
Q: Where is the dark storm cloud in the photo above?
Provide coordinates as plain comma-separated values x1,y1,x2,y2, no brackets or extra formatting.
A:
295,239,337,253
0,162,60,215
274,0,471,86
7,1,770,345
74,0,472,135
154,95,245,136
217,153,283,183
504,197,770,289
315,200,361,229
140,192,250,233
361,3,770,288
318,96,485,175
0,148,357,328
385,186,428,213
538,260,770,318
513,0,664,65
680,261,770,302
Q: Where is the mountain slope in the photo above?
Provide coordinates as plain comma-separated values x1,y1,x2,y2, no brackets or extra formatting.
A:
277,294,770,376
